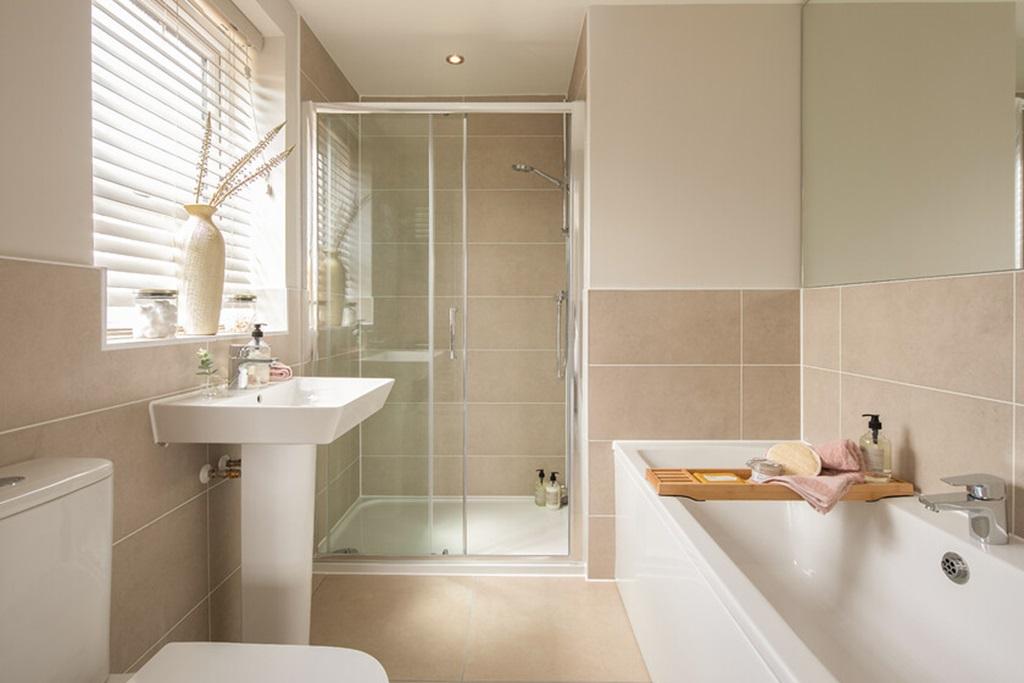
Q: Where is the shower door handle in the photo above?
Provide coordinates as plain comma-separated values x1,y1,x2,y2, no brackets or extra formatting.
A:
554,290,567,378
448,306,458,360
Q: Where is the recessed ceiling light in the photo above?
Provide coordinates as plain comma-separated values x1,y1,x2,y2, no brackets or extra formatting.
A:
445,53,465,65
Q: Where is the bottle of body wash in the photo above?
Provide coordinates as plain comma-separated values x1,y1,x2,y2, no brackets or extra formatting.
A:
546,472,561,510
859,413,892,483
534,469,546,507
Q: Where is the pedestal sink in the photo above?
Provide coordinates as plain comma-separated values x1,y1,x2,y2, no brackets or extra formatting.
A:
149,377,394,644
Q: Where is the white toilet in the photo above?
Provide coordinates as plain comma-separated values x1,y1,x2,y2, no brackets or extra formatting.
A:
0,457,388,682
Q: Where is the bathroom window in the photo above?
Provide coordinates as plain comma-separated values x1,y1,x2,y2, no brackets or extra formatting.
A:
91,0,265,339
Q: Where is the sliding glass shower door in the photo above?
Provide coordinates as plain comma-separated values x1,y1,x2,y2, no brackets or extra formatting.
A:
311,107,570,559
313,112,467,556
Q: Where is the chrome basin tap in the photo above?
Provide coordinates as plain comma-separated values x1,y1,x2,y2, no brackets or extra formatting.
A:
919,474,1008,545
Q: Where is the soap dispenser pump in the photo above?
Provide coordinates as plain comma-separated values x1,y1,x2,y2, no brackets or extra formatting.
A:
534,469,547,507
546,472,561,510
244,324,272,386
859,413,892,483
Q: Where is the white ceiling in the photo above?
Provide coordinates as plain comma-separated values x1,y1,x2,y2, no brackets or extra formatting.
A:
291,0,729,98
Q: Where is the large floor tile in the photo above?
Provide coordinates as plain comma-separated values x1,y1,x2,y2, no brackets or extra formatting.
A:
462,577,649,682
310,575,475,681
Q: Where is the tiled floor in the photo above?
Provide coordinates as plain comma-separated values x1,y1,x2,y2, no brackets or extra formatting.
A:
310,575,650,682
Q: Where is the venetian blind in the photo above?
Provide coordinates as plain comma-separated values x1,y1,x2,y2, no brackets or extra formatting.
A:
91,0,259,332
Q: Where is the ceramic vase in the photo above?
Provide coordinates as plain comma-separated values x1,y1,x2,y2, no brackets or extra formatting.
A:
323,250,346,327
178,204,226,335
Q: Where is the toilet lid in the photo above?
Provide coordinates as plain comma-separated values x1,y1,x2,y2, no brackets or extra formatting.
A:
129,642,389,682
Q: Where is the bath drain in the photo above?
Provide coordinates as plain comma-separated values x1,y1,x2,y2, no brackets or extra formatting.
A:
941,552,969,585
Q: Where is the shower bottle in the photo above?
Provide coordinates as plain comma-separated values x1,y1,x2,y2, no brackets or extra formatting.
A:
534,469,546,506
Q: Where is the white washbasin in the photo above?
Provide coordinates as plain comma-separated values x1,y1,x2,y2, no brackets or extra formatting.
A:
149,377,394,445
148,375,394,647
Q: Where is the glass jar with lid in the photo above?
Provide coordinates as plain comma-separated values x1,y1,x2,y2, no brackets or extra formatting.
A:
222,293,257,334
133,289,178,339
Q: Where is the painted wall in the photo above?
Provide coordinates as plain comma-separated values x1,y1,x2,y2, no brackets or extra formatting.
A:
586,4,801,290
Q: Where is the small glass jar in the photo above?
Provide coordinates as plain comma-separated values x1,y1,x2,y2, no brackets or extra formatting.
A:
222,293,257,335
133,289,178,339
746,458,784,483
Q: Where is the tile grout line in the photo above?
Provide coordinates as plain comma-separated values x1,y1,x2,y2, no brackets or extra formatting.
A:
113,488,207,547
803,364,1019,408
0,385,213,438
739,291,744,439
124,594,209,674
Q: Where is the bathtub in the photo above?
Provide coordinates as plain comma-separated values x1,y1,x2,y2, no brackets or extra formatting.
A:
613,441,1024,683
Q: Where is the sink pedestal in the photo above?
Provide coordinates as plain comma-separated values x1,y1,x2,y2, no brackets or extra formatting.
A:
240,444,316,644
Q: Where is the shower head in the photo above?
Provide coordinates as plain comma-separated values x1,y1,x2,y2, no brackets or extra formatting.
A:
511,162,565,188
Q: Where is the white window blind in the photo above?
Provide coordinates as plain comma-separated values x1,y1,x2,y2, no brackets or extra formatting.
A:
91,0,259,333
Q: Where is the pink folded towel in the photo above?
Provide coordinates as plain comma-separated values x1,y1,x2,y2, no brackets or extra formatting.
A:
811,439,863,472
269,361,293,382
762,439,865,514
762,470,865,514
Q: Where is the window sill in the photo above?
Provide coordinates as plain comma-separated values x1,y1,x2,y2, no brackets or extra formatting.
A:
103,328,288,351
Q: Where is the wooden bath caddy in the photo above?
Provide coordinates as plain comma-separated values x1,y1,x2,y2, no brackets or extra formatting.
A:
645,468,915,502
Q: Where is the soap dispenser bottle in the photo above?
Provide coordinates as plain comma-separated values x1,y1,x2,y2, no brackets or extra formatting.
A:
534,469,547,507
859,413,892,483
244,324,272,386
546,472,561,510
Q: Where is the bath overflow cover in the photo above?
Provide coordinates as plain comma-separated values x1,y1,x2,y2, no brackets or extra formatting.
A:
940,552,969,585
0,476,25,488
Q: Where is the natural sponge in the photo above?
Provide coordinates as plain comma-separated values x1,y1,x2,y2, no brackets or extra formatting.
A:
766,442,822,476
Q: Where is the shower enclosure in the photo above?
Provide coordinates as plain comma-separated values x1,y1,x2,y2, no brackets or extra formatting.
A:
304,102,578,562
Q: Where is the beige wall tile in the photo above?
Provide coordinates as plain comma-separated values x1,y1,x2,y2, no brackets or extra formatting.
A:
1016,273,1024,403
0,401,208,540
361,360,429,403
361,402,463,456
468,297,557,350
300,72,325,102
468,137,565,190
803,287,840,370
210,569,242,643
468,350,566,403
0,259,244,432
311,575,475,681
742,290,800,364
1014,406,1024,536
467,403,565,455
589,366,740,440
467,113,565,136
803,368,841,445
588,441,615,515
360,137,429,190
467,190,565,243
369,243,428,295
568,18,588,102
128,600,210,673
466,456,567,496
468,244,565,296
587,517,616,580
366,189,463,244
328,428,359,479
110,495,209,673
362,456,428,496
208,480,240,587
742,366,800,440
840,374,1012,494
589,290,740,364
841,274,1013,399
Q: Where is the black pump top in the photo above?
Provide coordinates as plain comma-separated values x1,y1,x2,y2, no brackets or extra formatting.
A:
862,414,882,443
536,468,545,482
549,471,559,484
252,323,264,338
